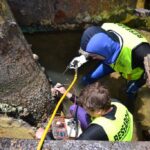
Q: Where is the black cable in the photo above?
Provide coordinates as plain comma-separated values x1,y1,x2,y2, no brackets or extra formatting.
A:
74,105,79,138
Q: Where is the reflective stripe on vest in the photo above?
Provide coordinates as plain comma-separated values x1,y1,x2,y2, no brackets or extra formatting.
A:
91,102,133,141
102,23,148,80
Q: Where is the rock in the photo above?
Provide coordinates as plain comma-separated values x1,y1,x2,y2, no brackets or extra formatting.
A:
0,115,35,139
0,138,150,150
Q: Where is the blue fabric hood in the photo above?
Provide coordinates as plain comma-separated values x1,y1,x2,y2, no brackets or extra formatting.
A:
80,26,121,64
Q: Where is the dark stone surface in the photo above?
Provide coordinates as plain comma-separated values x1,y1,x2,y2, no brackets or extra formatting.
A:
0,138,150,150
6,0,150,32
7,0,135,25
8,0,150,32
0,0,52,124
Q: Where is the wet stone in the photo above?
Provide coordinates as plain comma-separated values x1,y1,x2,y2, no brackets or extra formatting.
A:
0,116,35,139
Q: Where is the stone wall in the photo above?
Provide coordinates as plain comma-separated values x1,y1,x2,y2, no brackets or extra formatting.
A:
7,0,150,32
0,138,150,150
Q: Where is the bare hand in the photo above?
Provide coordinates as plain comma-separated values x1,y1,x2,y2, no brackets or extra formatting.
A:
35,127,44,139
51,83,66,97
51,83,72,98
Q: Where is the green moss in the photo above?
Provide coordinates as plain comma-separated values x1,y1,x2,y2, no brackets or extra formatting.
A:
145,17,150,30
92,6,129,23
91,6,150,32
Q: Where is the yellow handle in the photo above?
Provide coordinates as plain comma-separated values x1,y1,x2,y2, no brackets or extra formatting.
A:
37,70,78,150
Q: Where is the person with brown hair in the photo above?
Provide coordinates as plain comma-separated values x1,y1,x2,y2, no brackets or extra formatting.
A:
53,82,133,141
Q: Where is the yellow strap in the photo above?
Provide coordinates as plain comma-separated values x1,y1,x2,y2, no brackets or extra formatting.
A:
37,70,78,150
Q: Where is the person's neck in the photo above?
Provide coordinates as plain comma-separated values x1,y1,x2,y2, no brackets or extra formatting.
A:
102,106,113,116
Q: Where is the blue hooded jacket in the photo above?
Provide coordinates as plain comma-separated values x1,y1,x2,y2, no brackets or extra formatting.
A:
80,26,121,85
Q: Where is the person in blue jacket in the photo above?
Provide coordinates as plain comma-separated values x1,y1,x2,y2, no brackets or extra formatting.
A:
69,23,150,111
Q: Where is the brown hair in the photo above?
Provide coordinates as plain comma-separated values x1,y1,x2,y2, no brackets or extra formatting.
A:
78,82,111,112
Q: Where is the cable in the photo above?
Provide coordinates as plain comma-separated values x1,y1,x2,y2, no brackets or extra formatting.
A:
37,69,78,150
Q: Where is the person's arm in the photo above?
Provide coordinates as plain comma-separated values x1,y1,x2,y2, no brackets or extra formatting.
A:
81,63,114,85
76,124,108,140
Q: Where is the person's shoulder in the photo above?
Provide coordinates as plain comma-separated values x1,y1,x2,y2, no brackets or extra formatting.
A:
77,124,108,140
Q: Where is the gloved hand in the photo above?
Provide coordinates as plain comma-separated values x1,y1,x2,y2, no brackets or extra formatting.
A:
69,55,88,69
126,81,139,113
126,82,139,94
126,81,139,100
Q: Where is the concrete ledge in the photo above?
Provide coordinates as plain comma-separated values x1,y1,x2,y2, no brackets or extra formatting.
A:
0,138,150,150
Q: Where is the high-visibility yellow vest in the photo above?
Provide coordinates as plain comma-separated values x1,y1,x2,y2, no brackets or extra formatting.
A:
102,23,148,80
91,102,133,141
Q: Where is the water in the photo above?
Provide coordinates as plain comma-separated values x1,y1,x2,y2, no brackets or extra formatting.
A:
25,31,99,93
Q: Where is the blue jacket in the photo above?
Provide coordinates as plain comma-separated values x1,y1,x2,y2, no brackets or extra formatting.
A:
80,26,120,85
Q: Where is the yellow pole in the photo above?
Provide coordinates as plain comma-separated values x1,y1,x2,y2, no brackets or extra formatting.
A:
37,69,78,150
